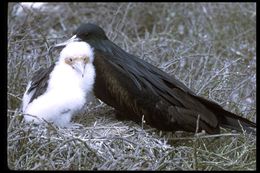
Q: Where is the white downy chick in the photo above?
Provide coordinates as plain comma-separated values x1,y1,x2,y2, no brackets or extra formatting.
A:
22,42,95,127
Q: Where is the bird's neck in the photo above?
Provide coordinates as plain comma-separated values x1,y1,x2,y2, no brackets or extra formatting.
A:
87,39,111,53
48,63,84,91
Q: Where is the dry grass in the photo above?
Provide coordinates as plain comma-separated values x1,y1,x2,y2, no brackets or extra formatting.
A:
8,2,256,170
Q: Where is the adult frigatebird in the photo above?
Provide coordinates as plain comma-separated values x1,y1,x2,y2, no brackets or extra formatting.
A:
50,23,256,134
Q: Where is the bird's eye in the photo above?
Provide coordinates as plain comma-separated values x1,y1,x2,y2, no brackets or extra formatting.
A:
84,57,89,62
69,58,73,62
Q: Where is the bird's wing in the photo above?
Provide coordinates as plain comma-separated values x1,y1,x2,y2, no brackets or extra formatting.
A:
27,64,55,104
95,43,255,133
102,43,219,127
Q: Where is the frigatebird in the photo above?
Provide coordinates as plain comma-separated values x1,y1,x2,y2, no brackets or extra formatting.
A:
49,23,256,134
22,42,96,127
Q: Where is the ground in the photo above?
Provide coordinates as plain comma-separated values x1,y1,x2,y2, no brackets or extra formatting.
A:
7,3,256,170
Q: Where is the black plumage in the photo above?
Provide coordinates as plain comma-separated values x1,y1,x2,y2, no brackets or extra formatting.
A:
27,64,55,104
51,23,256,134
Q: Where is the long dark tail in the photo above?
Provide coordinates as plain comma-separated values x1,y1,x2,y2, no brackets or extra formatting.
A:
196,95,256,134
216,107,256,134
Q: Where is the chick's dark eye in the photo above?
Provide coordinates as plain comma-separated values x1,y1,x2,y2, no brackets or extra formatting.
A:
69,58,73,62
84,57,89,63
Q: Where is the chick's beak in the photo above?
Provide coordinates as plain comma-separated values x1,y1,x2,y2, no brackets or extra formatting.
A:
73,60,86,78
48,35,81,54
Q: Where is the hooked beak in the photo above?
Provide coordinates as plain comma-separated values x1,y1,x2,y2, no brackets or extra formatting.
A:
73,61,86,78
48,35,81,54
